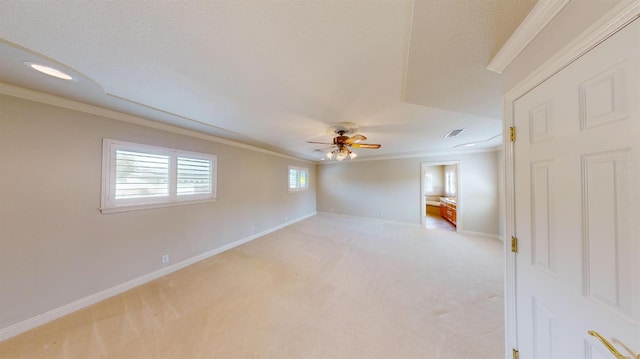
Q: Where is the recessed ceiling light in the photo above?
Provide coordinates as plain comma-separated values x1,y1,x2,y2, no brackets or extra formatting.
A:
23,62,73,81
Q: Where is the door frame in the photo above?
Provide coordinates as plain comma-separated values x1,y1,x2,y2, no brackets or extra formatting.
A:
420,161,461,231
502,1,640,356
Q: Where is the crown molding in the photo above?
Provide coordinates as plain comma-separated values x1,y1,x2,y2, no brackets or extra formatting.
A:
0,82,314,164
487,0,571,74
505,0,640,100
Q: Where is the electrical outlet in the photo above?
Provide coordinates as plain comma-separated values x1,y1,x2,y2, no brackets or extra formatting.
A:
379,212,384,217
161,255,169,264
251,225,255,233
284,215,288,221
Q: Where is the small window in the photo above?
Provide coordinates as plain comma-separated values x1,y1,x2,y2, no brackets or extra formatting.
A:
288,166,309,192
424,173,433,193
445,172,457,195
102,139,216,213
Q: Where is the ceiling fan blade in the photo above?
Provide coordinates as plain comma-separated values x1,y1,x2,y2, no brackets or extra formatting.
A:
313,146,336,152
351,143,381,149
307,141,334,145
345,134,367,144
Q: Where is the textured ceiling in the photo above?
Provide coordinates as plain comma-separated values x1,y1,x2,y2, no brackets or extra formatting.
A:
0,1,535,161
404,0,536,119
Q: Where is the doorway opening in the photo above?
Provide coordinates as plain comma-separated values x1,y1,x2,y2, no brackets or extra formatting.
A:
420,161,459,232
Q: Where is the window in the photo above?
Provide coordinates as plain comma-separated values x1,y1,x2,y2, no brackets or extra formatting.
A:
101,139,216,213
288,166,309,192
424,173,433,193
445,172,456,195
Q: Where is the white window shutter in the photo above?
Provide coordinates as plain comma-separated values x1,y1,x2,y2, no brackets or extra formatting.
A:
115,150,170,199
177,157,212,196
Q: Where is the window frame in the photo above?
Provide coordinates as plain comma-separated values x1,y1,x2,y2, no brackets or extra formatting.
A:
288,166,309,192
101,139,217,213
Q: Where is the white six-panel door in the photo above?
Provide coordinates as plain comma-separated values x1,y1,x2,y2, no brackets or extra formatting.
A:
513,19,639,359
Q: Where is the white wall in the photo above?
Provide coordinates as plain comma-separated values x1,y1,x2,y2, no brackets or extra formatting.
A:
0,94,316,331
317,151,499,235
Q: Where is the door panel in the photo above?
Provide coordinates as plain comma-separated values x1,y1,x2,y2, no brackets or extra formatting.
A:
583,150,633,321
579,60,629,130
514,19,639,359
532,297,554,358
584,342,614,359
531,160,555,276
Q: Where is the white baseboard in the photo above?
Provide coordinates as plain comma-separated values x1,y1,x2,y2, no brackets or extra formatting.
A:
458,230,500,240
0,212,316,342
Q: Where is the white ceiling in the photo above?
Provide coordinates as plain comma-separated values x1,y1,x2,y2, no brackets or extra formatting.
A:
0,0,535,161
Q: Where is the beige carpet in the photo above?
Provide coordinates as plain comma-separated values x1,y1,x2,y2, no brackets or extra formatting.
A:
0,214,504,358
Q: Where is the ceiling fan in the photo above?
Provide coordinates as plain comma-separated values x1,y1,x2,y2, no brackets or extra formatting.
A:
308,124,381,161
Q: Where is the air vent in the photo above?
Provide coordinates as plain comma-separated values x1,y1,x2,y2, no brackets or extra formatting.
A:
444,128,465,138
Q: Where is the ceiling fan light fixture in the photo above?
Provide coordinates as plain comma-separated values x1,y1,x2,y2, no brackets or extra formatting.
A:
308,125,380,161
23,62,74,81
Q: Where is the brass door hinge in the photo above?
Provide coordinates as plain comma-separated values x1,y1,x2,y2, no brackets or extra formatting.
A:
512,348,519,359
510,127,516,142
511,236,518,253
